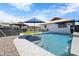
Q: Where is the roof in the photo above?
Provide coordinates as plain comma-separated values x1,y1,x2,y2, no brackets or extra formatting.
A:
41,17,74,25
11,23,28,26
51,17,62,21
1,22,10,25
48,19,74,24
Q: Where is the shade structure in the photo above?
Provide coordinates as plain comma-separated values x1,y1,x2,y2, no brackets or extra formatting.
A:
23,18,45,33
24,18,45,23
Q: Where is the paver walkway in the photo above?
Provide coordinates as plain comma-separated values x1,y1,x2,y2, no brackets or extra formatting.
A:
0,36,19,56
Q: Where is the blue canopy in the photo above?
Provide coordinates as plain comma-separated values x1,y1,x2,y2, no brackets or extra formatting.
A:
24,18,45,23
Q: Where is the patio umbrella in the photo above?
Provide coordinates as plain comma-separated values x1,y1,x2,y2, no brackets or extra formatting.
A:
24,18,45,23
23,18,45,34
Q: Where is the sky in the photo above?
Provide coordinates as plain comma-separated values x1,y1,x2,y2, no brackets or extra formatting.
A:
0,3,79,23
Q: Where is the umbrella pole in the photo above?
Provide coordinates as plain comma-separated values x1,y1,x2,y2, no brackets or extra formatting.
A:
34,23,35,35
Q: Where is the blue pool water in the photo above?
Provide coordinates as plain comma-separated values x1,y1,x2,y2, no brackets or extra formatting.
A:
36,33,72,56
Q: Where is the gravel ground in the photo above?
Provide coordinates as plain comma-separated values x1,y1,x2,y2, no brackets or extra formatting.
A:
0,36,19,56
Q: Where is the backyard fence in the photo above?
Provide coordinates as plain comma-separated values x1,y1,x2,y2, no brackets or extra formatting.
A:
75,25,79,32
0,27,20,37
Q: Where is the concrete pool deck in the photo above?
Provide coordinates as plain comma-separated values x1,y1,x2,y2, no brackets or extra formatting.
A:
0,36,19,56
14,38,55,56
71,32,79,56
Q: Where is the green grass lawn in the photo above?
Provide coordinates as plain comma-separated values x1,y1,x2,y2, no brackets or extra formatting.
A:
21,31,42,35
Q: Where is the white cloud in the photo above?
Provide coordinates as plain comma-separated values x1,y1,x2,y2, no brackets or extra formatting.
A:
0,10,23,23
32,9,55,21
9,3,32,11
0,9,49,23
58,3,79,15
30,3,79,21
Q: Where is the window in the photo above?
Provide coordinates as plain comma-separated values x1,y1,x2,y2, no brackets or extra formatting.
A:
44,25,47,28
58,23,67,28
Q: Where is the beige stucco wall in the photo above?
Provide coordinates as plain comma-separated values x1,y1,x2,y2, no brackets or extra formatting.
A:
41,23,72,34
47,23,71,34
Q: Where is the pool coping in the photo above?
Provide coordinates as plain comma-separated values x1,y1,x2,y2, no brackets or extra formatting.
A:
14,38,55,56
71,32,79,56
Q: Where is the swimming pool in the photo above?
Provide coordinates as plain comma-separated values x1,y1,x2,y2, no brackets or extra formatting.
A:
36,32,72,56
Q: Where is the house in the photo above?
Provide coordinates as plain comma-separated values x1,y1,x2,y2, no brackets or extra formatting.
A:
27,26,41,32
40,17,75,34
0,22,11,28
10,22,28,32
